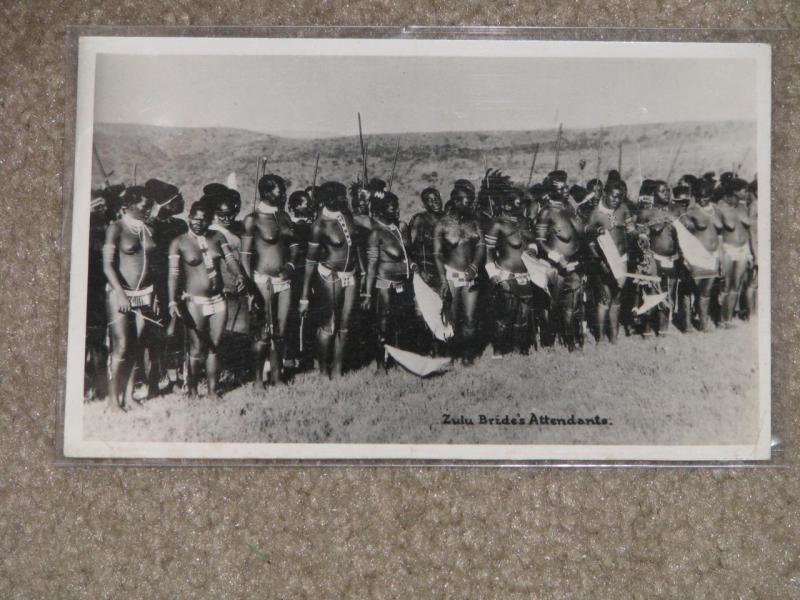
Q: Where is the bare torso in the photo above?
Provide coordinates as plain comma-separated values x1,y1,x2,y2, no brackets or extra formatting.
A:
175,231,229,296
681,205,721,253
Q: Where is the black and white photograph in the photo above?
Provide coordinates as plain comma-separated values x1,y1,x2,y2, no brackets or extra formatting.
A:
62,36,771,461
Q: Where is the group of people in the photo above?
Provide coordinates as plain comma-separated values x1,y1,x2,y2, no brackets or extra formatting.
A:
86,163,758,411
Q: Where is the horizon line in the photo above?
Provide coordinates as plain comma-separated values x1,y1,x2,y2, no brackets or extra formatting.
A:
94,117,755,140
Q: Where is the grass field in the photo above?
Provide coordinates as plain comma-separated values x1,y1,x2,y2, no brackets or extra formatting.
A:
83,320,760,446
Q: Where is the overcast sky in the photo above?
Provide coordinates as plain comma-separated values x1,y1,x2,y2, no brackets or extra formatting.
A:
94,53,757,136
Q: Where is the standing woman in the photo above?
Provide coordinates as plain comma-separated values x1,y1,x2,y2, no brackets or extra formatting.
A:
362,191,417,367
168,200,245,399
240,174,299,387
102,186,158,411
717,178,755,327
299,181,361,378
433,181,486,364
677,179,723,331
484,185,538,356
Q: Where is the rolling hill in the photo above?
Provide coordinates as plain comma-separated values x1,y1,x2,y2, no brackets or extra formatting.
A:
91,120,757,217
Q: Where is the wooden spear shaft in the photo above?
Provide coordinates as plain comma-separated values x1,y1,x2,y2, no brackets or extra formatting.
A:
526,143,540,188
554,123,563,170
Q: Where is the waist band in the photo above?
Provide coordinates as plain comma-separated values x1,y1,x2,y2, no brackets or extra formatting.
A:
107,284,154,308
445,265,477,289
318,264,357,288
254,271,291,293
723,242,752,262
184,293,226,316
376,278,406,292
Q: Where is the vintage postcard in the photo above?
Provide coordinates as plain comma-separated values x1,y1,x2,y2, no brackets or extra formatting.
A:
61,35,771,461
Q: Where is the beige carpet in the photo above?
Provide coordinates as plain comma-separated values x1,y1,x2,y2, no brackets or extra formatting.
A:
1,3,798,598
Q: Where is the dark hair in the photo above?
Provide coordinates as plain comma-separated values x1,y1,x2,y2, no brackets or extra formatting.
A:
121,186,152,209
672,185,692,199
366,178,387,192
605,180,623,194
371,190,399,215
451,180,475,203
697,179,715,198
317,181,347,205
421,187,440,200
729,178,749,193
569,184,589,204
190,199,214,217
258,174,287,200
288,190,312,211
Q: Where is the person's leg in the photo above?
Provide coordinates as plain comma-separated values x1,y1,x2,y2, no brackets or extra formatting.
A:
719,253,735,325
731,259,748,321
607,277,625,344
332,279,358,378
446,281,462,360
559,272,580,351
593,274,609,344
461,285,480,364
184,302,206,398
696,277,714,332
107,295,133,411
265,288,291,385
744,265,758,318
375,287,392,370
206,303,227,398
656,270,674,335
492,282,512,357
513,289,533,355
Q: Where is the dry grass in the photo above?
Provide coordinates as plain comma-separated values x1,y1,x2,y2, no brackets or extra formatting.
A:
83,320,759,446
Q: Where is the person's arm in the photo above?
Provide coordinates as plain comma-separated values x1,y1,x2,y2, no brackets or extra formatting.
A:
585,213,602,260
217,233,246,292
400,222,417,273
299,221,323,314
167,236,182,319
287,236,300,279
239,214,256,279
484,220,502,280
408,214,421,249
746,203,758,265
101,223,131,313
467,225,486,281
362,229,380,310
432,221,449,296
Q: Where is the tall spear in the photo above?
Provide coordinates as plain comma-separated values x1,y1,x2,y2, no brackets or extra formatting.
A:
666,141,684,184
92,143,114,186
132,163,138,186
526,143,540,188
358,112,368,184
617,143,623,175
595,146,601,180
388,138,400,192
637,142,643,180
311,152,320,200
553,123,563,170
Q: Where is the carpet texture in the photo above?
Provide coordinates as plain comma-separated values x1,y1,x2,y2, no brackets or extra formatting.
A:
1,3,798,598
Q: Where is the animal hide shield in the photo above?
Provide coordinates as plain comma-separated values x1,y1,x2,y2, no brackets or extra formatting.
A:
633,292,669,315
597,232,627,281
520,253,551,296
413,273,454,341
384,345,451,378
673,218,718,277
